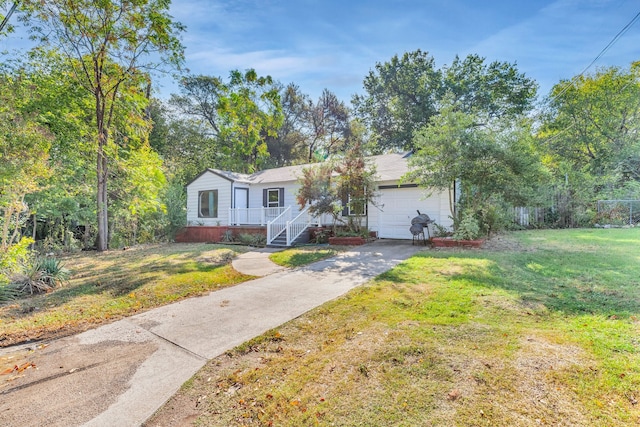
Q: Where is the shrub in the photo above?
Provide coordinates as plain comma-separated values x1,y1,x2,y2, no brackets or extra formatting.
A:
238,233,266,247
452,212,481,241
0,276,19,304
432,223,451,237
11,257,70,295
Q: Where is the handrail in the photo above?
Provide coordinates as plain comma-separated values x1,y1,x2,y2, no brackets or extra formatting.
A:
267,206,291,245
229,206,287,225
286,206,313,246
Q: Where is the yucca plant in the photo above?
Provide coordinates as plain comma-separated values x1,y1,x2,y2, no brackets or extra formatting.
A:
37,257,70,287
0,276,20,304
11,257,70,295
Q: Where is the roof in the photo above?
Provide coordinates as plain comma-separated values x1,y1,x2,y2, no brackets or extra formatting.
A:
187,152,413,187
368,152,412,182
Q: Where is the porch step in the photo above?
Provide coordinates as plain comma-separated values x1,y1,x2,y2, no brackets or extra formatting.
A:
267,229,311,248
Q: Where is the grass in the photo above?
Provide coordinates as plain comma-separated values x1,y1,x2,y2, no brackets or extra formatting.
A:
147,229,640,426
0,243,254,346
268,246,342,267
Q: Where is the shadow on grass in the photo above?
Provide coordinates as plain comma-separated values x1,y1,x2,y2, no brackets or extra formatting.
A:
401,249,640,317
5,249,233,316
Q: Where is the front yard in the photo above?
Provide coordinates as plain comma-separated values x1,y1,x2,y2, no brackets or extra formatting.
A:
0,243,254,346
148,229,640,426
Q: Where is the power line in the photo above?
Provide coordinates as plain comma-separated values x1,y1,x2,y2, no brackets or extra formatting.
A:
551,10,640,101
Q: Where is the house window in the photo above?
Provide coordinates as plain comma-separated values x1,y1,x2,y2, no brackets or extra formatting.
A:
199,190,218,218
263,188,284,208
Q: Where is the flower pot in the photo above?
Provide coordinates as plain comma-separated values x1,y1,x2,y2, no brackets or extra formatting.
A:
328,236,367,246
431,237,485,248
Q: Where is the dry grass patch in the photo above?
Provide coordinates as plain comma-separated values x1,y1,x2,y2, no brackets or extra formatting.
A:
0,243,253,346
147,229,640,426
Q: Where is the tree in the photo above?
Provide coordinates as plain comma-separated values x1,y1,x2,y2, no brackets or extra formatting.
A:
170,70,283,173
541,64,640,184
353,50,537,152
301,89,351,162
265,83,310,167
25,0,184,251
0,71,52,254
407,98,546,229
297,125,378,234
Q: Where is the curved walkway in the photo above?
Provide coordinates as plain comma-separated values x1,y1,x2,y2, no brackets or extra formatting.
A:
231,247,286,276
0,240,426,427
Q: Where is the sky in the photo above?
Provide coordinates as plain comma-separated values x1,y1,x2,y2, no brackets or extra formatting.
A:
2,0,639,104
164,0,640,102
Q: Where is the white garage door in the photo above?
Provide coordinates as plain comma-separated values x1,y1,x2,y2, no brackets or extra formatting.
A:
376,187,442,239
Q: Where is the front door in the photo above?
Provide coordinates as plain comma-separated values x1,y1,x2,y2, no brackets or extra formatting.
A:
234,188,249,224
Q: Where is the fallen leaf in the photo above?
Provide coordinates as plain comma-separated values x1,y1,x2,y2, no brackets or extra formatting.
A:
1,366,16,375
447,389,461,401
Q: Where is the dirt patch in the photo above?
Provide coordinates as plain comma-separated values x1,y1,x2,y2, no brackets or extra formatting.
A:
0,338,157,427
509,335,591,425
196,249,236,265
483,233,534,252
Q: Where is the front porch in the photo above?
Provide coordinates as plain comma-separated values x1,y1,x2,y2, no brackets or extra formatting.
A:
179,206,322,247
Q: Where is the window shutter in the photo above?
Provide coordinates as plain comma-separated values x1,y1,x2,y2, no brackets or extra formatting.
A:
279,188,285,207
342,194,349,216
263,189,267,207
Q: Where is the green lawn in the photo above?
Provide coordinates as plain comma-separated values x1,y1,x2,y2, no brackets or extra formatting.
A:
148,228,640,426
0,243,253,346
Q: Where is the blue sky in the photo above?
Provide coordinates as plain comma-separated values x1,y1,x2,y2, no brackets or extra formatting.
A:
1,0,638,103
166,0,640,103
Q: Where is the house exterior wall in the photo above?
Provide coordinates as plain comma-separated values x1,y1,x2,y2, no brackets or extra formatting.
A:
186,171,232,226
368,181,452,239
184,168,452,239
249,181,302,214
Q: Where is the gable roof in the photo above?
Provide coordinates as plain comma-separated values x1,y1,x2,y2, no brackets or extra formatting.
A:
187,152,413,187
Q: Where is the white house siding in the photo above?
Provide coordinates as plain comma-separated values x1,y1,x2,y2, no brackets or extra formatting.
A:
248,181,302,215
368,182,452,239
186,171,232,226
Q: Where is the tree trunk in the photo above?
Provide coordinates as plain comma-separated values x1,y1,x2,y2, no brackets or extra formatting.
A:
96,97,109,252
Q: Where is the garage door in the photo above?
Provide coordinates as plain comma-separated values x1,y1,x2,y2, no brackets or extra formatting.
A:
376,187,442,239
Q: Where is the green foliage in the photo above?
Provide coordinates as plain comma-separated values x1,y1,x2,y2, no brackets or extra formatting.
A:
408,98,547,225
297,136,378,234
452,211,481,240
10,256,69,295
0,237,34,275
353,50,537,152
237,233,267,247
542,64,640,181
431,223,452,238
170,70,283,173
24,0,185,251
163,180,187,239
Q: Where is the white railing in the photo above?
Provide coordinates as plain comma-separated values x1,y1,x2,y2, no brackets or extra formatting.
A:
286,206,317,246
267,206,291,245
228,206,288,225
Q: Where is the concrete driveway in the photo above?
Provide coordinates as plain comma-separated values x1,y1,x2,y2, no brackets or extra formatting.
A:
0,240,425,427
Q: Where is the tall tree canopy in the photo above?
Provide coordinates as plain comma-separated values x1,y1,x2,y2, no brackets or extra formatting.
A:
541,63,640,186
170,70,283,173
353,50,537,152
24,0,184,251
407,98,547,225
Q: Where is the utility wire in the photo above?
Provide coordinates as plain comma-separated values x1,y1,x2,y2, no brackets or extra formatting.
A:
0,2,18,33
551,10,640,101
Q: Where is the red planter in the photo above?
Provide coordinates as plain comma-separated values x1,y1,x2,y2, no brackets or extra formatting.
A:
431,237,485,248
328,236,367,246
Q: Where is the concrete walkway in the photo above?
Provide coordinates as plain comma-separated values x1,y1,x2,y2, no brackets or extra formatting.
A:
231,246,285,276
0,240,425,427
